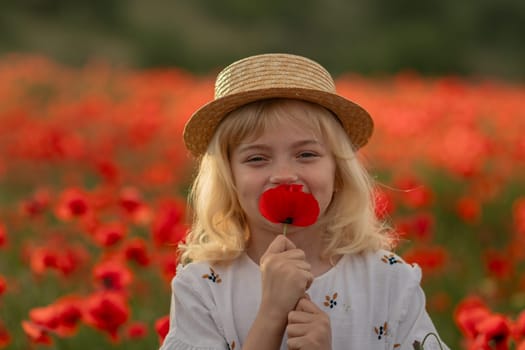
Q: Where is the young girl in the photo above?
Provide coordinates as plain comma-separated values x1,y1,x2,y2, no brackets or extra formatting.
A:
160,54,448,350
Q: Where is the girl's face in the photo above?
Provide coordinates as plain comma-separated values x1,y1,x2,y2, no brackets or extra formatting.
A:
229,110,336,236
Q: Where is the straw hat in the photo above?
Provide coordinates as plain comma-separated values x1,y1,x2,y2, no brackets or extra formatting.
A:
183,53,373,157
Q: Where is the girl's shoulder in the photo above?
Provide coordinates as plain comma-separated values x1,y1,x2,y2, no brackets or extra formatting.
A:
346,249,422,286
172,253,254,287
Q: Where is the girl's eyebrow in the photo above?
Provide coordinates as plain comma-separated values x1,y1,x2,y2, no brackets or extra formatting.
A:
236,139,322,154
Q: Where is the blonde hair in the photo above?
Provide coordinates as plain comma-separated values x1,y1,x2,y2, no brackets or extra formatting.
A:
179,99,394,264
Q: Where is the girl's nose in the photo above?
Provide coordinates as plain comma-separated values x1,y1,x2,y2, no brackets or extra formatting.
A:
269,170,299,184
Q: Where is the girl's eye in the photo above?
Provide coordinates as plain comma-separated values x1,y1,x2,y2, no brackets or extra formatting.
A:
297,151,318,159
245,155,267,163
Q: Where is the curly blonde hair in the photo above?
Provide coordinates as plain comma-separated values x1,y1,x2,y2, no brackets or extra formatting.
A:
179,99,394,264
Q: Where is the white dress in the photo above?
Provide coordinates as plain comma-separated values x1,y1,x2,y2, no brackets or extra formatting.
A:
160,249,449,350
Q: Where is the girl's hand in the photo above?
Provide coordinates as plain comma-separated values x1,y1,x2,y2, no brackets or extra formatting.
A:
259,235,313,321
286,296,332,350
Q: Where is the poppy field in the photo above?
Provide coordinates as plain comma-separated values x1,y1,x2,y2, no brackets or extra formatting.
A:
0,54,524,349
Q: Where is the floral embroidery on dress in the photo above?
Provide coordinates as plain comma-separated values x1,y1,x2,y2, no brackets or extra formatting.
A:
323,293,338,309
374,321,389,340
228,340,236,349
381,253,403,265
202,267,222,283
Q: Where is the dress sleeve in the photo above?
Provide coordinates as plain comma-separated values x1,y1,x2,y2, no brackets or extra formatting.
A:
392,264,450,350
159,265,227,350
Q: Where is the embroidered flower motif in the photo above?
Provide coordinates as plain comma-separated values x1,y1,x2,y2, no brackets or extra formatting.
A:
228,341,236,350
202,267,222,283
323,293,338,309
381,253,402,265
374,322,389,340
259,184,320,235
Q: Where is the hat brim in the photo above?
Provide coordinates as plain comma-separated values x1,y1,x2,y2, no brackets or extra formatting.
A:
183,87,374,157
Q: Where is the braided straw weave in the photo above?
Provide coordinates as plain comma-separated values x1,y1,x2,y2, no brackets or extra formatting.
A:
183,53,373,157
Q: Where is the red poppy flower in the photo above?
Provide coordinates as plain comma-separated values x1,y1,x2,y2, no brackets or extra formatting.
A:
54,296,83,337
484,250,513,280
454,296,491,339
154,315,170,344
55,187,91,221
476,314,511,350
402,245,447,274
20,188,50,217
259,184,320,227
156,252,177,284
93,222,127,247
514,310,525,341
373,188,395,220
21,320,52,345
0,222,7,248
0,322,10,348
123,238,151,266
83,291,130,341
394,176,433,208
119,187,144,214
0,275,6,296
456,196,482,223
93,260,133,291
126,321,148,339
151,199,187,247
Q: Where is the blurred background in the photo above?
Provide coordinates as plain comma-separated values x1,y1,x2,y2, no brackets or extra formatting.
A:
1,1,525,350
1,0,524,79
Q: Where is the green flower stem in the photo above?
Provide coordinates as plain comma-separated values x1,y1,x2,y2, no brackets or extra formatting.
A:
283,223,288,236
413,332,444,350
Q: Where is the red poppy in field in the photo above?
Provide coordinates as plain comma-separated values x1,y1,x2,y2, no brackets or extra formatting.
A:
402,245,447,274
0,322,10,348
21,320,52,345
456,196,482,223
0,275,6,296
119,187,144,214
0,223,6,248
259,184,320,227
94,158,120,184
123,238,151,266
92,222,127,247
476,314,512,350
83,291,130,341
394,176,433,208
454,296,491,339
156,252,177,284
126,321,148,339
484,250,513,280
28,243,89,277
118,187,152,224
93,260,133,291
0,236,6,263
151,199,187,247
20,188,51,217
28,246,59,275
373,188,395,220
154,315,170,344
29,304,60,331
396,212,434,241
55,187,91,221
53,296,83,337
512,310,525,342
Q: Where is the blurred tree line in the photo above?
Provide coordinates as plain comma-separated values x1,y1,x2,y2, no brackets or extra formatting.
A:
0,0,524,79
